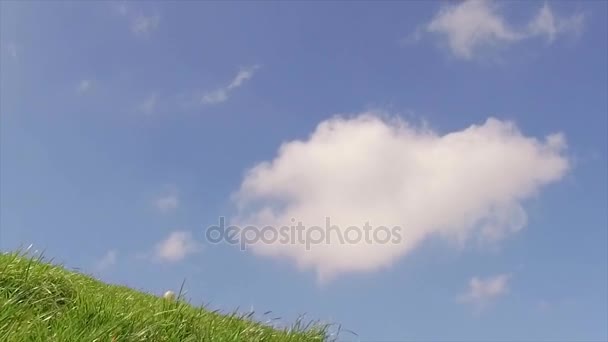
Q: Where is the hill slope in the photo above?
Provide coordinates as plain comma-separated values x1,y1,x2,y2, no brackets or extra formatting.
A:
0,252,329,341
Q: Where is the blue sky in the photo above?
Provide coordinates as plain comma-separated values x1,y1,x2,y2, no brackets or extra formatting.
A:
1,1,606,340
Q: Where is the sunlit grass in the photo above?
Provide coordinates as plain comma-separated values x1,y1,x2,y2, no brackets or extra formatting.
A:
0,250,333,341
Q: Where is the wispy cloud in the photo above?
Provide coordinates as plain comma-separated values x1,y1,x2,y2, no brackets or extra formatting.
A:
5,42,18,59
113,2,159,37
114,2,129,16
412,0,585,60
201,65,260,105
131,14,160,36
154,231,201,262
527,3,585,43
95,250,118,271
138,93,158,115
77,79,93,94
154,187,179,214
458,274,511,311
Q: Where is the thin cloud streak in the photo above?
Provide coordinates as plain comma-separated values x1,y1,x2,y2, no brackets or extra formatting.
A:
201,65,260,105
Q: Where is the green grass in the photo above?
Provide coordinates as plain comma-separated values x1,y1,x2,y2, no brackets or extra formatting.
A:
0,251,332,342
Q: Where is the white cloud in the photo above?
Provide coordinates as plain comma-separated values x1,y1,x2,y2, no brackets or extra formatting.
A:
132,14,160,36
77,79,92,93
458,274,511,310
138,93,158,115
95,250,118,271
232,113,569,282
112,3,159,36
420,0,585,60
528,3,585,43
427,0,520,59
155,231,201,262
201,65,260,105
154,189,179,213
201,89,229,105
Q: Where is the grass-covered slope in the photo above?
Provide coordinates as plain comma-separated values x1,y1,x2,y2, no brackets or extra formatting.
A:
0,252,329,341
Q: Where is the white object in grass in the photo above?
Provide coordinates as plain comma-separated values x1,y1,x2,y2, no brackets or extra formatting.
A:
163,290,176,301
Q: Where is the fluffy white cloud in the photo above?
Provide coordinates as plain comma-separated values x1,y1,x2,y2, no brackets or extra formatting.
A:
422,0,584,60
155,231,200,262
232,113,569,282
458,274,511,310
201,66,260,105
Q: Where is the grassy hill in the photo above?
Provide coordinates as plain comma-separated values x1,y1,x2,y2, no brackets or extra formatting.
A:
0,251,330,341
